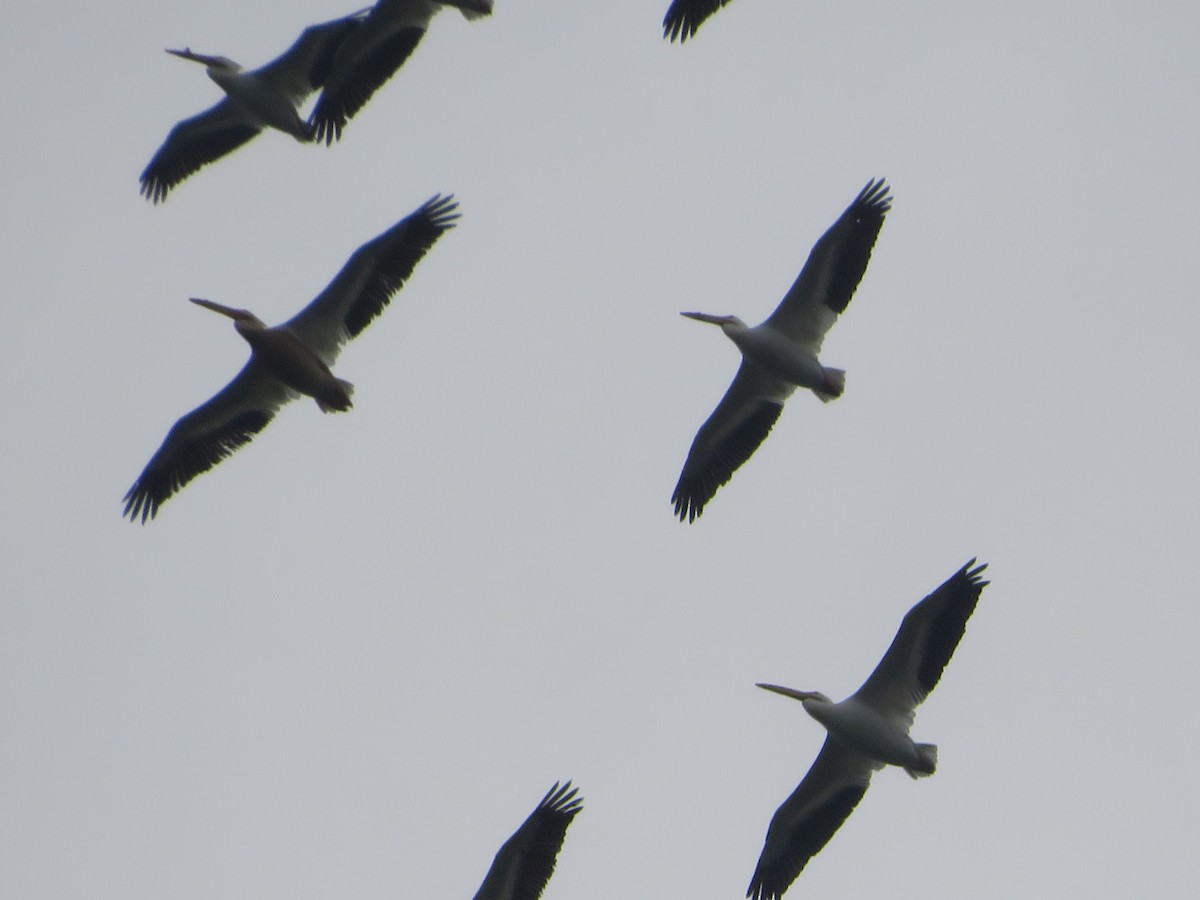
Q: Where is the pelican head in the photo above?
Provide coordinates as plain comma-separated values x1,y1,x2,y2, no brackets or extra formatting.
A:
166,48,242,75
756,684,831,705
190,297,265,330
680,311,747,331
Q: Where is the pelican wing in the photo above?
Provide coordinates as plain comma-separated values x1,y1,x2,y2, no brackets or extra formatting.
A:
283,194,460,364
763,179,891,353
472,782,583,900
254,13,368,101
123,360,297,523
662,0,736,42
672,362,793,522
140,99,260,204
747,737,874,900
852,560,990,721
310,1,430,145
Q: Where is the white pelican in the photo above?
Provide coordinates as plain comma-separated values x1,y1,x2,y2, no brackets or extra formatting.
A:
473,782,582,900
662,0,737,42
309,0,495,145
746,560,990,900
122,194,459,523
671,179,891,522
139,12,367,203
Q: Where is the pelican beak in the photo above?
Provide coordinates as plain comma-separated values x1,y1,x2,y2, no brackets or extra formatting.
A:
680,311,727,326
166,47,222,66
756,683,818,703
190,297,243,319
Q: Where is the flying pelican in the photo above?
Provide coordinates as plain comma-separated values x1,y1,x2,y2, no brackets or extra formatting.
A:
671,178,891,522
746,560,990,900
309,0,495,145
139,11,367,203
473,782,583,900
122,194,459,523
662,0,737,42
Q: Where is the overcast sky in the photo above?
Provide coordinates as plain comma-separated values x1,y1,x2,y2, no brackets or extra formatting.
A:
2,1,1199,897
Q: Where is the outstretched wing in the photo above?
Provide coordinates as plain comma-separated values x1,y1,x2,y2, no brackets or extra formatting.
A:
747,737,875,900
662,0,737,43
472,782,583,900
255,12,368,101
123,360,296,523
283,194,460,364
139,99,260,204
672,362,793,522
763,179,891,354
853,560,990,722
309,0,434,144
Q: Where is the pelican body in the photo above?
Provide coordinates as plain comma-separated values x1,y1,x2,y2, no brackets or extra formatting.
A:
140,12,366,203
746,560,989,900
123,194,459,523
473,782,582,900
190,299,354,413
672,179,891,522
310,0,495,145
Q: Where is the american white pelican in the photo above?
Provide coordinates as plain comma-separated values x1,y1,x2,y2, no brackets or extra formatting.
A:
122,194,459,523
671,179,891,522
662,0,737,42
746,560,990,900
473,782,583,900
309,0,494,145
139,12,366,203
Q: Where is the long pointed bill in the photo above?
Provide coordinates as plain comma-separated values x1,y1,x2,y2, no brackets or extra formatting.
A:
756,683,821,702
680,311,730,325
190,297,247,319
165,48,224,66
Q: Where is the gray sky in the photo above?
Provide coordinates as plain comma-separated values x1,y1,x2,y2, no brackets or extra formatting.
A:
3,1,1199,897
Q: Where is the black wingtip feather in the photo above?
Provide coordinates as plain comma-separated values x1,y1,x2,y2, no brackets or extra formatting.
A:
340,194,460,339
122,409,273,524
672,401,783,523
746,784,868,900
915,559,990,693
663,0,734,43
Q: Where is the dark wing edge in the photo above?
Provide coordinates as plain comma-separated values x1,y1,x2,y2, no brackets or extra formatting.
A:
815,178,891,315
310,26,425,145
121,362,287,523
284,194,459,363
343,193,460,338
855,559,990,707
139,102,260,204
663,0,734,43
912,559,989,695
747,741,872,900
474,781,583,900
672,362,787,523
766,178,891,337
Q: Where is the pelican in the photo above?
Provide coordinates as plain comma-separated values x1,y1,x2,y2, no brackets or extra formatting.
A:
140,11,367,203
662,0,737,42
309,0,495,145
473,782,582,900
746,560,990,900
122,194,459,522
671,179,891,522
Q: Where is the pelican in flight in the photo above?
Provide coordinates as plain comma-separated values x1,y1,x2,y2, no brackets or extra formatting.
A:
662,0,737,42
140,11,366,203
473,782,583,900
746,560,990,900
310,0,495,145
122,194,459,522
671,178,891,522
